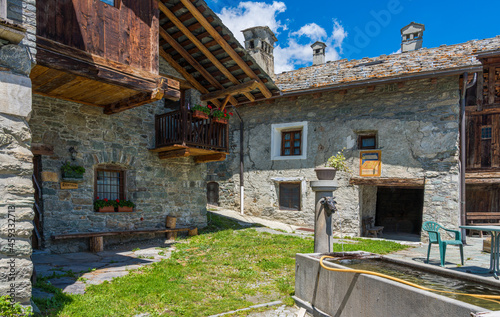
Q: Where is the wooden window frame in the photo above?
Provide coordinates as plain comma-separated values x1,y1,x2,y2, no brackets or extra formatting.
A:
94,166,126,201
279,182,301,211
281,129,302,156
358,134,377,150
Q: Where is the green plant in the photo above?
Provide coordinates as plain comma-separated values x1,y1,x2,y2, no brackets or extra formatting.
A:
94,197,118,211
191,104,210,115
211,108,233,119
116,199,135,208
61,161,85,175
326,148,351,173
0,295,32,316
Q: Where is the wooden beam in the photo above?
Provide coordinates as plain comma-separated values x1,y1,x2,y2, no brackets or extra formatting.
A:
194,153,226,163
465,106,500,116
220,95,231,111
37,36,179,90
489,66,496,105
157,3,251,104
158,149,191,159
349,177,425,187
31,143,54,156
104,89,169,115
158,26,239,106
159,48,221,107
201,80,259,102
177,0,272,99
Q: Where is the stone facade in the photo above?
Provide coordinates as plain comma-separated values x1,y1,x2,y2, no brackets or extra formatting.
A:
210,77,461,238
29,95,208,253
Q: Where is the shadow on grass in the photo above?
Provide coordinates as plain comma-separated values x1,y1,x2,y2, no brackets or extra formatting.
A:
200,211,264,235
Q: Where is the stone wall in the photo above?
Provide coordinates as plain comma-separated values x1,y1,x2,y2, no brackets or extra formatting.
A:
30,96,208,253
6,0,36,55
209,77,461,237
0,44,34,305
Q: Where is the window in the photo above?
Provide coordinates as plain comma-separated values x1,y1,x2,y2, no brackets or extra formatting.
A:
271,121,308,160
358,134,377,149
281,130,302,156
481,126,492,140
279,183,301,211
95,168,125,201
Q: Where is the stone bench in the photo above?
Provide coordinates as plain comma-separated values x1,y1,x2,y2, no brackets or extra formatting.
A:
52,227,197,252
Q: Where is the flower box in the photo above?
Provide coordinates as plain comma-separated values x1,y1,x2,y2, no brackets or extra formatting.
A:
192,110,209,120
62,170,84,179
97,206,115,213
117,206,133,212
213,118,228,124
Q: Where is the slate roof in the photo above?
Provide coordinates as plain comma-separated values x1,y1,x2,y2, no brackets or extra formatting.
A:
275,36,500,93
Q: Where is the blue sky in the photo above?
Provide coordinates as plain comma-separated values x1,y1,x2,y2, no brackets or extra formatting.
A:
206,0,500,73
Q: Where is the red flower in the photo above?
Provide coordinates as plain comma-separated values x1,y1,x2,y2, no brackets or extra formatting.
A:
104,198,108,202
97,196,99,200
224,114,227,117
140,217,144,221
208,105,212,109
229,112,233,116
224,109,227,113
116,199,120,203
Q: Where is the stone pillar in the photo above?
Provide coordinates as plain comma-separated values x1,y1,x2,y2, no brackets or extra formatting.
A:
0,44,35,307
311,180,338,253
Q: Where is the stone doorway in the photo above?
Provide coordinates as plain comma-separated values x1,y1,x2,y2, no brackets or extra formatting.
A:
207,182,219,205
375,187,424,236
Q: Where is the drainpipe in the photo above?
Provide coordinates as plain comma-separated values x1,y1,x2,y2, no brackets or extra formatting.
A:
460,72,477,243
231,106,245,215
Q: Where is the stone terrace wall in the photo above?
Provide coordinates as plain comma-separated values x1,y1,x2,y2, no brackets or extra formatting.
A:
30,96,208,253
209,77,461,237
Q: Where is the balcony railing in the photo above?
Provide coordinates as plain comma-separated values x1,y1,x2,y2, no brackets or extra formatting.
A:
155,110,229,153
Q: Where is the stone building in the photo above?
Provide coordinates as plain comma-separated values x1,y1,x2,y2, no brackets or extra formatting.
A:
209,25,500,240
0,0,278,306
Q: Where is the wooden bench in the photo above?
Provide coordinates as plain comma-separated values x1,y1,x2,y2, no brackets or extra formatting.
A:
52,228,197,252
465,212,500,237
362,217,384,238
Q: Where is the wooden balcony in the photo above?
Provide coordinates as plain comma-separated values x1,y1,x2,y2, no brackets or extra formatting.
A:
151,110,229,163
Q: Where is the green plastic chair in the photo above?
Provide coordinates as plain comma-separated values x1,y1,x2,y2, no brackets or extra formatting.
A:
422,221,464,267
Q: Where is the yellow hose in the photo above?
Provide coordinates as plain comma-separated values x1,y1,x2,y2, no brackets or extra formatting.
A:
320,255,500,305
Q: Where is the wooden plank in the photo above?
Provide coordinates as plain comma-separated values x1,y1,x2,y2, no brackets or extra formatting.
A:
489,66,496,105
466,178,500,184
194,153,226,163
176,0,272,99
31,143,54,156
474,116,482,168
349,177,425,187
201,80,259,102
493,114,500,167
158,148,191,159
52,227,195,240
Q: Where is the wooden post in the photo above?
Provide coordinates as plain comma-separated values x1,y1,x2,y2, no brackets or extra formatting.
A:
166,216,177,240
90,236,104,253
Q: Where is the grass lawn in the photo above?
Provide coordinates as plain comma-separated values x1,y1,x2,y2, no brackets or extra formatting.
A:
34,213,409,316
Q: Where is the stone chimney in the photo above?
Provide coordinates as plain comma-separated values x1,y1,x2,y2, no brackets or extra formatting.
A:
401,22,425,53
242,26,277,77
311,41,327,65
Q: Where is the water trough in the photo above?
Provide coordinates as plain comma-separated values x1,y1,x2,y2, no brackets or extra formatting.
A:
294,252,500,317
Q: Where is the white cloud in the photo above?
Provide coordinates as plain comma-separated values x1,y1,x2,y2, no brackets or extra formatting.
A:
291,23,327,41
217,1,287,44
216,2,348,74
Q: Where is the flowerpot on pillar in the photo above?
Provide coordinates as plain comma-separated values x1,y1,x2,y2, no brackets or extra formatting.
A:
314,167,337,180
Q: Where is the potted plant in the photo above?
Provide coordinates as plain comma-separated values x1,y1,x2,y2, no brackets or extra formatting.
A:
116,199,135,212
315,149,351,180
211,108,233,124
191,104,210,119
94,197,118,212
61,161,85,179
